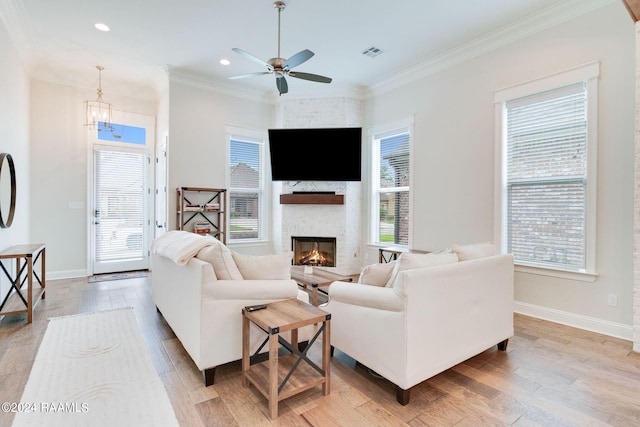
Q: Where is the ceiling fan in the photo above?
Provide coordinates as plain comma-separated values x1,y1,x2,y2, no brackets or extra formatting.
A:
229,1,332,95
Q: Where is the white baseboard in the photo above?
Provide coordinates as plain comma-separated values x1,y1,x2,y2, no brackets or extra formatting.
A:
47,269,87,280
514,301,633,342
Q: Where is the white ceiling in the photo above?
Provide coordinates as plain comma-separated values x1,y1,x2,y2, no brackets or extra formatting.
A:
0,0,615,100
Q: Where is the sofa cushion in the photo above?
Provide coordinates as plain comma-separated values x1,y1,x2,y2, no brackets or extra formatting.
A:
197,244,243,280
451,242,496,261
386,252,459,287
358,262,396,287
231,251,293,280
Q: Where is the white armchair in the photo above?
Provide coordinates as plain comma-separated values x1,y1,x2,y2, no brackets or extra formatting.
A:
324,253,514,404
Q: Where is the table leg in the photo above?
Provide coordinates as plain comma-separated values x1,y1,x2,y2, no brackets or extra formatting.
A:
27,257,33,324
41,247,46,299
242,315,250,387
290,328,298,349
268,333,279,419
322,319,330,395
310,283,318,306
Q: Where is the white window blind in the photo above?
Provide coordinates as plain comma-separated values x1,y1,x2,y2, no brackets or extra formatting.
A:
229,136,263,241
373,128,411,246
94,149,146,261
506,82,588,271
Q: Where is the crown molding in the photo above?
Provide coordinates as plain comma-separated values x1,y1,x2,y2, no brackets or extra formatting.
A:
167,66,365,103
0,0,34,68
364,0,618,98
166,66,277,103
0,0,31,47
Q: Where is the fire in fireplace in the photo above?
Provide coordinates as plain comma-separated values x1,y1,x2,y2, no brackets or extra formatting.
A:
292,236,336,267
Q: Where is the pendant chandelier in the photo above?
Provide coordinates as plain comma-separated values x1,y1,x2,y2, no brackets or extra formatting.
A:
84,65,114,132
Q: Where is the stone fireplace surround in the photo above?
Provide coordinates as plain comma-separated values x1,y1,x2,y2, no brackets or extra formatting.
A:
271,96,364,276
272,180,361,276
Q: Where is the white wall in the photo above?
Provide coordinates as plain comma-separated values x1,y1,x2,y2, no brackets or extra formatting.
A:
0,18,30,296
166,78,273,253
364,2,636,336
29,80,157,278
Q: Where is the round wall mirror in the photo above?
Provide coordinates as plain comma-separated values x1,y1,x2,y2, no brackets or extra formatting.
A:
0,153,16,228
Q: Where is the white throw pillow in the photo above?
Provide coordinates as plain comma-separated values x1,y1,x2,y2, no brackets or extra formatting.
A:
197,244,243,280
358,262,396,287
451,242,496,261
232,251,293,280
386,252,459,287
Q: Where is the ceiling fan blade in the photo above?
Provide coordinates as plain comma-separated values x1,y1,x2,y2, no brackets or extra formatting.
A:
232,48,274,71
283,49,314,70
228,72,271,80
288,71,332,84
276,76,288,95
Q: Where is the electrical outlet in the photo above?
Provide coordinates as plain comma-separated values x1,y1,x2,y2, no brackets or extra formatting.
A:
607,294,618,307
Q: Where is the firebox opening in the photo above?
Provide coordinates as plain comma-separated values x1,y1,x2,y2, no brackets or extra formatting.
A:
292,236,336,267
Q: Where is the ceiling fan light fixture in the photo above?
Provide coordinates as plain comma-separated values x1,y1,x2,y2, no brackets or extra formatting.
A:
229,1,332,95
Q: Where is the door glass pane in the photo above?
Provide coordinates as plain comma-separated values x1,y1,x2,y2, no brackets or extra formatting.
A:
95,150,145,262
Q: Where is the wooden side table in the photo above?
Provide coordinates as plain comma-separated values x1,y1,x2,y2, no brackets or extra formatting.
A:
242,298,331,419
0,243,46,323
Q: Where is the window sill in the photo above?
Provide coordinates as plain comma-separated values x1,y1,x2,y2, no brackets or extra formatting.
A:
227,239,268,247
515,264,597,282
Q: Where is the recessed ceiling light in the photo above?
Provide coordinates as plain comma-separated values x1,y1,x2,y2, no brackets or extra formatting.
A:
219,59,230,66
94,22,110,32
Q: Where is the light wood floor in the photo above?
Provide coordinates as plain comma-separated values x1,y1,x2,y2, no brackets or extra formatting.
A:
1,276,639,426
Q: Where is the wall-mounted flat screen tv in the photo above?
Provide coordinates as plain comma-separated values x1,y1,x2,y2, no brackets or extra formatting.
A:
268,127,362,181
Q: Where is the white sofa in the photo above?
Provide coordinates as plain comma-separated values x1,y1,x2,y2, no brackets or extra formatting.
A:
324,243,514,405
150,231,311,385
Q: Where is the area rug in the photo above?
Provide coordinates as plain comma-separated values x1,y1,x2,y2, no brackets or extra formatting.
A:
12,307,178,427
87,270,149,283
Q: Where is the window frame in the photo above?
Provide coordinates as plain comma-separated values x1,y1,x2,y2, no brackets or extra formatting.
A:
226,126,267,243
494,62,599,280
368,117,414,248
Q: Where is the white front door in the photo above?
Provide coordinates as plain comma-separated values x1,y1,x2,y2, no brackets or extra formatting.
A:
90,112,154,274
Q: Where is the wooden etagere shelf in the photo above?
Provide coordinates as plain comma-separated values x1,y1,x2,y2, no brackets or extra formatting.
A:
177,187,226,244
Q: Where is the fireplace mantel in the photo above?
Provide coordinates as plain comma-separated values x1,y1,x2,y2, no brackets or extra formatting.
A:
280,194,344,205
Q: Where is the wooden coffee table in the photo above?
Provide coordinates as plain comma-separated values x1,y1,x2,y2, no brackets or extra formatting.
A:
242,298,331,419
290,266,353,306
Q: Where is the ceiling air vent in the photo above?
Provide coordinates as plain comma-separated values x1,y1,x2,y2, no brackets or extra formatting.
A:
362,47,383,58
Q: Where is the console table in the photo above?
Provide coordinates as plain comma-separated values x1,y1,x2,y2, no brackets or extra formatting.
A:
242,299,330,419
379,246,430,263
0,244,46,323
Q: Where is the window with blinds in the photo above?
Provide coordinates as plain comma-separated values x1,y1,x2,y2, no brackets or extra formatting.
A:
372,128,411,246
505,82,590,271
229,135,264,241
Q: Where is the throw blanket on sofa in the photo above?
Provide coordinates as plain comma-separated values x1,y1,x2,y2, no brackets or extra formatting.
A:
151,230,219,265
